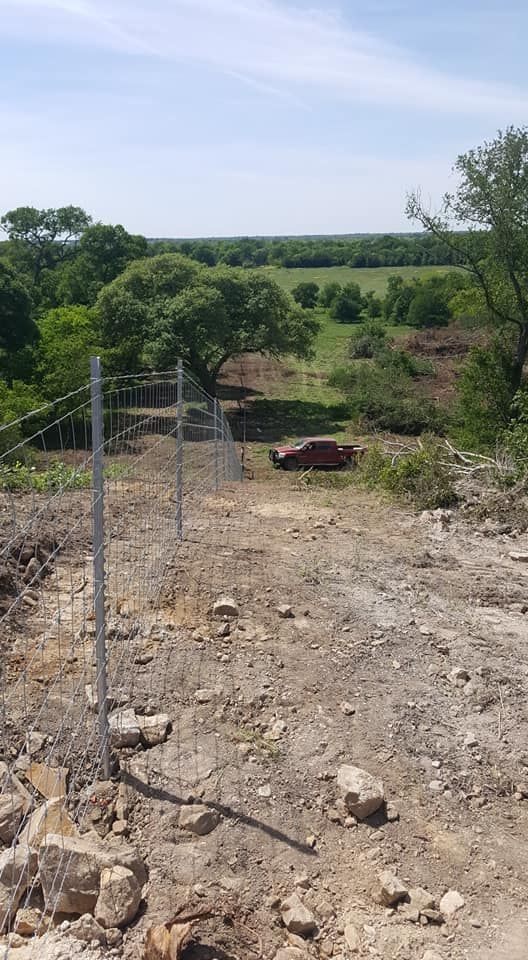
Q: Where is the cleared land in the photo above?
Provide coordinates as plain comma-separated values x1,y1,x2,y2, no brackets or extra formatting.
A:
8,467,528,960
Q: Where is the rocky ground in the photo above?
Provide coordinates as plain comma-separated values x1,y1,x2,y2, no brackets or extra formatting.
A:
3,462,528,959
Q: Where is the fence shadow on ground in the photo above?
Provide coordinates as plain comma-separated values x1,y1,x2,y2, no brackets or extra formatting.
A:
122,771,317,858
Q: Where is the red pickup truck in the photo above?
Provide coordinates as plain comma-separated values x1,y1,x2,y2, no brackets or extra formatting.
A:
269,437,366,471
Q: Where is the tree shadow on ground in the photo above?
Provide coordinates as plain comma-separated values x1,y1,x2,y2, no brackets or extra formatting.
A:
217,383,262,402
238,398,351,443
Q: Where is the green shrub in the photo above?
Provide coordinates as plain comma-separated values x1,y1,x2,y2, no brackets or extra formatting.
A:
358,441,457,509
502,389,528,476
348,322,390,359
0,381,45,459
0,460,132,492
456,340,514,449
375,346,435,377
329,363,445,435
0,460,92,492
407,287,450,328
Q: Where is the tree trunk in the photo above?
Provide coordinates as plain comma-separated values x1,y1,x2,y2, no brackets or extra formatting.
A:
188,356,217,396
512,322,528,395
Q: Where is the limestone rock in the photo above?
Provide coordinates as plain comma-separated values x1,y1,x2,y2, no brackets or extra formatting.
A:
276,605,294,619
280,893,317,936
344,924,361,952
95,865,141,929
14,907,48,936
0,763,32,813
439,889,465,918
112,819,129,837
179,804,219,836
408,887,436,913
274,950,307,960
68,913,106,943
26,762,68,800
109,709,141,749
194,689,215,704
337,765,384,819
38,832,146,915
139,714,170,747
373,870,408,906
105,927,123,947
0,846,38,931
340,701,355,716
20,798,78,851
84,780,116,838
0,791,26,844
213,597,239,618
85,684,98,711
448,667,470,687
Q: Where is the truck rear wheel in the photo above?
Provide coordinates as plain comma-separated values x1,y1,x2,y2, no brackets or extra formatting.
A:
283,457,298,471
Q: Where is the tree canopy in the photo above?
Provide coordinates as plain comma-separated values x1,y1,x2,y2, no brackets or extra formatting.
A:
1,205,92,282
36,306,101,397
57,224,148,305
407,126,528,396
329,282,364,323
0,263,36,383
97,255,319,390
291,281,319,309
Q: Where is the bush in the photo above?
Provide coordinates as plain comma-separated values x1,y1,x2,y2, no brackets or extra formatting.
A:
407,287,450,328
0,460,92,492
319,282,341,308
358,440,457,509
292,282,319,309
0,460,130,492
348,322,389,359
502,389,528,476
329,363,445,435
456,340,514,449
375,346,435,377
0,381,45,459
329,283,364,323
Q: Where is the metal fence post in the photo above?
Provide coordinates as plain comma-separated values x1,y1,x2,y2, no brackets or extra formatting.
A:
221,409,227,483
214,398,220,491
90,356,110,780
176,359,184,542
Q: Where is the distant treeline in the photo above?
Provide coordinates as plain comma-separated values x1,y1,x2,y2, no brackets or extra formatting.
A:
148,233,459,269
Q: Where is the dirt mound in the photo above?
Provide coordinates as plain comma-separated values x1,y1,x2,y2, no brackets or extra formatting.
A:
404,325,480,359
461,480,528,533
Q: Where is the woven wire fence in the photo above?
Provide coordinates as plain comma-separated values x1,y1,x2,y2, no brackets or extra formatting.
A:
0,359,242,953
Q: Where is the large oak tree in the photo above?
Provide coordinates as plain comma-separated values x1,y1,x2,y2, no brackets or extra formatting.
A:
97,254,319,391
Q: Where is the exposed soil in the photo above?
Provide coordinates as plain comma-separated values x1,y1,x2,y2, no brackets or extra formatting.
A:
108,465,528,960
2,426,528,959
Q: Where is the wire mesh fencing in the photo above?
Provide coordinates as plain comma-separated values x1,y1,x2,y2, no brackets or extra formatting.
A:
0,359,242,953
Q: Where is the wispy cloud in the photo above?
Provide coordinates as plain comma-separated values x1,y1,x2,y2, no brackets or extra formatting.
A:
2,0,528,117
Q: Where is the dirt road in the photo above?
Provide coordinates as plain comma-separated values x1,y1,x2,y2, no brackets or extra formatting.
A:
117,466,528,960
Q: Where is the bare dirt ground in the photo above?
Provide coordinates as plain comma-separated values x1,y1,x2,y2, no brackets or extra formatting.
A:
106,463,528,960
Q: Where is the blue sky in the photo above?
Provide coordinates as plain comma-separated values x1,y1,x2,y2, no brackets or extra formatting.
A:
1,0,526,236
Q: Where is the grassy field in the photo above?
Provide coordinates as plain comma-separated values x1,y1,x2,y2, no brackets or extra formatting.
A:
257,263,453,296
226,264,454,448
304,310,414,375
